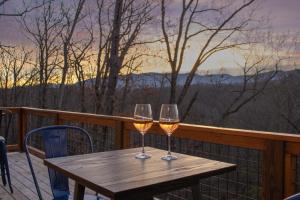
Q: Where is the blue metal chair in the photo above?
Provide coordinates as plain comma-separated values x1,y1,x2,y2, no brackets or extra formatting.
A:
0,109,13,193
24,125,103,200
286,194,300,200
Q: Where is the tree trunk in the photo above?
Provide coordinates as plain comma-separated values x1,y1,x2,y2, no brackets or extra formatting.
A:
58,0,86,109
104,0,123,115
169,71,177,104
57,43,68,109
80,82,86,113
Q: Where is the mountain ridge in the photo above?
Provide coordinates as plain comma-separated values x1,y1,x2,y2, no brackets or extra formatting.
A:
82,69,296,88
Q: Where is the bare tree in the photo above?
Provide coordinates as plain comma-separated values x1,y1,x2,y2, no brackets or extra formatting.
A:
268,35,300,133
57,0,87,109
93,0,112,114
219,59,278,123
0,46,13,106
102,0,154,115
160,0,258,115
20,0,63,108
219,31,299,123
71,23,94,112
272,73,300,133
90,0,155,114
0,0,52,17
117,53,142,114
0,46,33,106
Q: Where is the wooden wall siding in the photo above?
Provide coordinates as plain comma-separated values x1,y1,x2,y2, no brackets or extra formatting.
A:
2,106,300,199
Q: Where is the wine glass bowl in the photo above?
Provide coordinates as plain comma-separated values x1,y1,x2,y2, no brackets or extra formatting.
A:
133,117,153,135
159,104,179,161
133,104,153,159
159,121,179,136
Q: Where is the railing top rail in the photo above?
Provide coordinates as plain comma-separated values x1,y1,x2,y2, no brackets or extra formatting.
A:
3,106,300,144
176,123,300,143
0,107,20,113
21,107,133,122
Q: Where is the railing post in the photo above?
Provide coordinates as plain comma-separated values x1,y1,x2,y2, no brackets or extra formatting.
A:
115,121,123,149
284,153,296,197
19,108,27,152
122,128,130,149
55,113,63,125
262,140,284,200
115,121,130,149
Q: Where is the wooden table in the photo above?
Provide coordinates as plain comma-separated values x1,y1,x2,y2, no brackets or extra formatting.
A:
44,147,236,200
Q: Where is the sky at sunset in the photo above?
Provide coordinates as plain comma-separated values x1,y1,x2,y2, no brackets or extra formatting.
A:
0,0,299,75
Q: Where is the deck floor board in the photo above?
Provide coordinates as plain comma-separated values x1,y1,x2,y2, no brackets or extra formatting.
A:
0,153,99,200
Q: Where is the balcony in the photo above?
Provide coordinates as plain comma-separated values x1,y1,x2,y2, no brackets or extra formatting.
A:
1,107,300,200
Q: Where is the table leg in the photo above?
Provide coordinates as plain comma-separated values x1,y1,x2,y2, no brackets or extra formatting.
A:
191,182,201,200
74,182,85,200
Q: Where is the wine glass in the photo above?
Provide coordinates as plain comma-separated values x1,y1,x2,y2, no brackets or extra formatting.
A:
159,104,179,161
133,104,153,159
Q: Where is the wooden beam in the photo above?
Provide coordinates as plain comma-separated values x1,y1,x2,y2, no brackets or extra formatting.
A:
286,142,300,154
262,140,284,200
114,121,124,149
175,128,266,150
114,121,131,149
7,144,20,152
55,113,64,125
59,112,116,127
74,182,85,200
284,153,296,197
0,107,21,113
22,107,131,123
28,146,45,159
18,108,27,152
125,122,266,150
122,129,131,149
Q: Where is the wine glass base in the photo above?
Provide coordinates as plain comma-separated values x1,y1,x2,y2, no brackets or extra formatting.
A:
161,154,177,161
135,153,151,159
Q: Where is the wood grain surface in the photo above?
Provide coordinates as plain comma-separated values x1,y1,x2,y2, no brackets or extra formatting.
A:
44,147,236,200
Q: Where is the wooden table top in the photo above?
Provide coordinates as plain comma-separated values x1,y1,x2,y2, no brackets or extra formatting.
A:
44,147,236,200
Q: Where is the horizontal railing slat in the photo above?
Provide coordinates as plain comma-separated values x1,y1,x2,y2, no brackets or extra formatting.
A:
7,144,20,152
125,122,267,150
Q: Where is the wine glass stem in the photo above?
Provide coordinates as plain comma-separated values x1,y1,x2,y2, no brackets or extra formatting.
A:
142,133,145,154
167,134,171,156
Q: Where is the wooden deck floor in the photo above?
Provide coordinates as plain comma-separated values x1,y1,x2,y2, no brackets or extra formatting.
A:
0,153,98,200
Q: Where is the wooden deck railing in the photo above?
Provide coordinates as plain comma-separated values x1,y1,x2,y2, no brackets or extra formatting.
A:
3,106,300,200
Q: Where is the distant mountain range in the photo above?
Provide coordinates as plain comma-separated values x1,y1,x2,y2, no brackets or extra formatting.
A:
82,70,298,88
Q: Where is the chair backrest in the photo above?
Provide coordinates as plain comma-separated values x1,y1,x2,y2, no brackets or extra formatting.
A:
24,125,93,200
285,193,300,200
0,109,13,142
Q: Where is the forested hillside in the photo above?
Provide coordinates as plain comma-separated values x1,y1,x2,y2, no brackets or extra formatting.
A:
1,69,300,134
